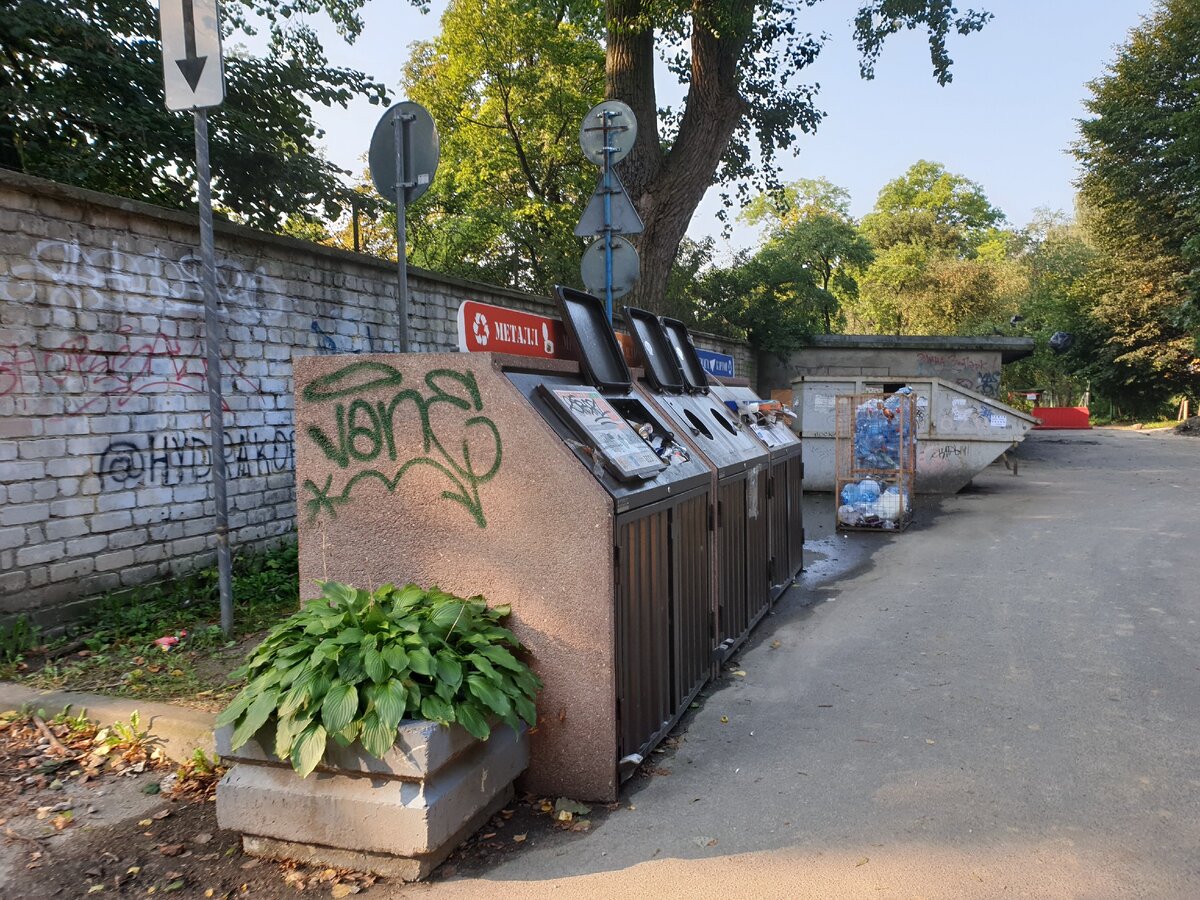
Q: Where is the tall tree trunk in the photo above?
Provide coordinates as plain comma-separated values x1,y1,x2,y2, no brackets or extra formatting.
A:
605,0,752,313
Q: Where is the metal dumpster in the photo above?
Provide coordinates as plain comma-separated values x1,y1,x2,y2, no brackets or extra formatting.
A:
622,307,771,660
708,378,804,600
504,287,716,780
796,375,1038,493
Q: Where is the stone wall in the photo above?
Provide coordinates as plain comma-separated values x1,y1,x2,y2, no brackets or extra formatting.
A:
0,171,752,624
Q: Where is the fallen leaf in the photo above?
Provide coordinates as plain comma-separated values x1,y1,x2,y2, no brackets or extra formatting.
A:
732,670,747,678
193,832,213,845
159,844,185,857
142,783,161,795
513,833,527,842
770,640,782,650
87,886,104,894
481,832,497,839
127,866,142,875
163,880,185,892
152,809,171,820
720,716,729,724
554,798,591,816
240,859,260,870
706,838,718,847
856,857,869,867
925,739,936,745
331,886,355,899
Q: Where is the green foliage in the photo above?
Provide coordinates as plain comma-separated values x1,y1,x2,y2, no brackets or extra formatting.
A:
0,614,40,665
850,160,1021,335
1073,0,1200,413
0,0,388,230
381,0,602,294
218,581,542,777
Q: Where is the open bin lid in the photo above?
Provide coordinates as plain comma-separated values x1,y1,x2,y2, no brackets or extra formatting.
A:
660,317,709,395
554,286,631,392
623,306,685,393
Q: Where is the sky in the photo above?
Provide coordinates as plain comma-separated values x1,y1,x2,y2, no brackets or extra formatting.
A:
277,0,1155,253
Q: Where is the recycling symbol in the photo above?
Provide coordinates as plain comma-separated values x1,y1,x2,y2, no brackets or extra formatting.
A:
473,312,490,346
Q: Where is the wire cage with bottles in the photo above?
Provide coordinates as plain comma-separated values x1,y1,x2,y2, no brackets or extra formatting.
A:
834,391,917,532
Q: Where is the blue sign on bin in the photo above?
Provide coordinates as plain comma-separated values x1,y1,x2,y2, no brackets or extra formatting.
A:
695,348,735,378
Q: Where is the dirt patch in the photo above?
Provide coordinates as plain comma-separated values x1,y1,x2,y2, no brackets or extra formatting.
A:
1173,415,1200,436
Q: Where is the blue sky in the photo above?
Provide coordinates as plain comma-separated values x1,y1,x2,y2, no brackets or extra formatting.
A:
286,0,1154,251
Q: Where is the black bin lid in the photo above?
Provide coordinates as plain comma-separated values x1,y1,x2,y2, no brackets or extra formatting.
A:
622,306,684,393
553,286,631,391
660,317,709,394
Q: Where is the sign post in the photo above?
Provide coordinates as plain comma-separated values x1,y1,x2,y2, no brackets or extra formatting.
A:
159,0,233,635
369,102,439,353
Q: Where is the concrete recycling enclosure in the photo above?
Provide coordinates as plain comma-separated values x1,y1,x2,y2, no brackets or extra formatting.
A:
797,376,1038,493
293,351,621,801
759,334,1034,400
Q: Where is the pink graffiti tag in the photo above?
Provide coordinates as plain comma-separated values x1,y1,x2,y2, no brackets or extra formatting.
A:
0,325,262,414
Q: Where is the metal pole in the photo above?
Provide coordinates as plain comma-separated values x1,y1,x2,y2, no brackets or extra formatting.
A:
351,197,361,254
601,110,614,323
194,108,234,637
393,111,413,353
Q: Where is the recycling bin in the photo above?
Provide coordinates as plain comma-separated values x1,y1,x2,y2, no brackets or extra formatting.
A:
622,307,771,660
293,288,716,801
707,378,804,601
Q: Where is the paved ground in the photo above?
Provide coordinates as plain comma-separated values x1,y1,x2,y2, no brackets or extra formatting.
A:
400,428,1200,898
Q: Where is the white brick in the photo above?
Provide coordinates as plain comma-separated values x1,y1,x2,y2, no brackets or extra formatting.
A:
17,542,63,566
45,517,89,540
91,510,132,532
108,528,147,550
50,497,94,518
50,558,95,582
17,438,67,460
66,535,109,556
0,460,46,482
47,457,92,477
0,526,26,551
89,415,131,434
0,418,42,438
97,492,136,512
1,503,48,526
94,549,135,572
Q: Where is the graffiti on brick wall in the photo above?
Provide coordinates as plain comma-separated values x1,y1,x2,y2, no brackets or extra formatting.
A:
0,238,281,412
97,428,295,489
0,325,263,414
300,362,502,528
310,319,377,355
915,352,1001,398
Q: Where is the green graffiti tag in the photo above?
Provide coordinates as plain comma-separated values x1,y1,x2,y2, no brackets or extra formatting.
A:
301,362,502,527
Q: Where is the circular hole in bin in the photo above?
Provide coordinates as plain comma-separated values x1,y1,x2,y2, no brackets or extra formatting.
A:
709,406,739,436
683,408,714,440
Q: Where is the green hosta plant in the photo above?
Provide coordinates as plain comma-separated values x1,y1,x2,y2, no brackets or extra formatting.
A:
216,582,541,777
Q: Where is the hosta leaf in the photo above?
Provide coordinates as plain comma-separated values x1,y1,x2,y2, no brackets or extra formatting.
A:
321,681,358,734
434,678,456,702
332,628,365,645
363,647,389,683
408,646,435,677
359,712,395,759
420,695,454,725
321,582,356,605
231,688,278,750
467,653,502,684
467,675,512,720
338,652,366,685
215,688,253,727
382,644,409,673
489,603,512,619
478,645,523,672
435,652,462,689
512,692,537,727
331,719,361,747
373,680,407,731
429,601,466,630
455,701,490,741
290,723,328,778
274,712,310,759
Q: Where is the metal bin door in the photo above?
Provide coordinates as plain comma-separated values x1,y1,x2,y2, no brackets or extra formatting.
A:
672,491,712,710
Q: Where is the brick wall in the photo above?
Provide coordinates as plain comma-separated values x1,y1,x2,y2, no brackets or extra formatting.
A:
0,171,753,624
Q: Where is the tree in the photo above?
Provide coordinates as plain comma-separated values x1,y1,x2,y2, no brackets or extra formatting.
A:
1074,0,1200,413
849,160,1021,334
740,178,874,333
0,0,388,230
397,0,604,294
600,0,991,311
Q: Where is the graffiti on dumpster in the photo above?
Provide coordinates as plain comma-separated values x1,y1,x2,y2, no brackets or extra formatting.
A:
300,361,502,527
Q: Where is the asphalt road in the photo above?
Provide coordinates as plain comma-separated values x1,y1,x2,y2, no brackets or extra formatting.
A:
409,428,1200,899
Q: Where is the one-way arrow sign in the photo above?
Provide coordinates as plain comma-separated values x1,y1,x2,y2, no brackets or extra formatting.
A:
159,0,224,111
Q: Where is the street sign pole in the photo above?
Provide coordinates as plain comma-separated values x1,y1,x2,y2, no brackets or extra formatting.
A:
602,110,615,323
393,110,414,353
193,108,233,636
160,0,231,633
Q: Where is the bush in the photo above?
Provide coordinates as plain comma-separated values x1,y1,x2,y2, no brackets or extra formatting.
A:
217,582,541,777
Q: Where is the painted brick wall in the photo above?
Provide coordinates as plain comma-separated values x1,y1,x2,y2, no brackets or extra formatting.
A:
0,171,753,624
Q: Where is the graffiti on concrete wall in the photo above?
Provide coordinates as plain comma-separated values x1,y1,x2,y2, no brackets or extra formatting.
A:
915,352,1001,398
300,362,502,528
310,319,377,355
97,429,295,489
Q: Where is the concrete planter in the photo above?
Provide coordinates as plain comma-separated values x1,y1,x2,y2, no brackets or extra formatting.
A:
214,719,527,880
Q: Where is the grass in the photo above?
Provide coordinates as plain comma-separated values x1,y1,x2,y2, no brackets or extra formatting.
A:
0,542,300,711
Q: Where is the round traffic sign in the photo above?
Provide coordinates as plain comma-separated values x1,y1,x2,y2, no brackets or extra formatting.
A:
580,236,640,300
369,101,439,205
579,100,638,166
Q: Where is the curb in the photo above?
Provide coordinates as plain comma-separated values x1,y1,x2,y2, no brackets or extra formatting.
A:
0,682,216,764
